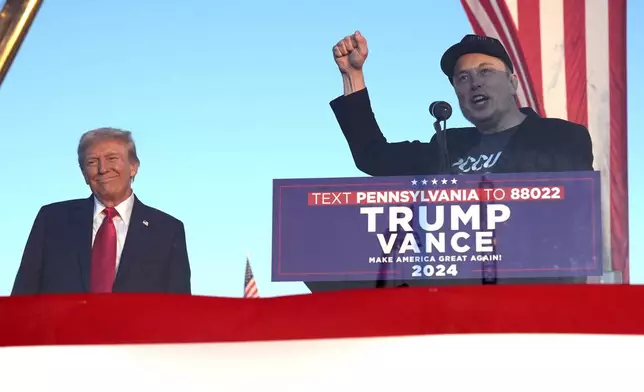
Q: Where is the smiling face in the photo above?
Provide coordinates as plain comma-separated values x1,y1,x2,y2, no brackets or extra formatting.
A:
452,53,519,131
81,138,138,206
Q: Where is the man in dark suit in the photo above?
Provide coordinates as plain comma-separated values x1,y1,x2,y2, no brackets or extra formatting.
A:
11,127,191,295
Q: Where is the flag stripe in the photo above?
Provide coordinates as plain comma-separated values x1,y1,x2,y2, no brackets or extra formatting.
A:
538,0,568,121
488,0,540,112
245,284,258,298
516,0,544,116
608,0,629,281
463,0,540,113
585,0,612,273
478,0,530,107
505,0,518,23
564,0,588,127
462,2,486,40
460,0,629,282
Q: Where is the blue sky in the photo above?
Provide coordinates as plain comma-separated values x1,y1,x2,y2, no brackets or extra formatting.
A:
0,1,641,297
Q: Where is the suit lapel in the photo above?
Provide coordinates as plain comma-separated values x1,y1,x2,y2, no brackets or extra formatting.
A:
70,196,94,291
496,110,541,172
115,196,148,287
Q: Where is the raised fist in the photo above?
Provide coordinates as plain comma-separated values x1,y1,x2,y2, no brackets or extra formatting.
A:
333,30,368,74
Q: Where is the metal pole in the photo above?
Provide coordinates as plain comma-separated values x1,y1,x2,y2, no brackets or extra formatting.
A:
0,0,43,88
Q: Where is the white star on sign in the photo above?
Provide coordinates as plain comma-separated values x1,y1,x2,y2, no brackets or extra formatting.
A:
411,179,418,185
451,178,458,184
431,178,438,185
441,178,448,185
421,179,428,185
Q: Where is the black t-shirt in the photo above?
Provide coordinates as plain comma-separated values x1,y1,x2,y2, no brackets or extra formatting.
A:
451,125,519,174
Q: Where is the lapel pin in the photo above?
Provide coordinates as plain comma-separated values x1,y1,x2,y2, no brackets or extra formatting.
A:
142,220,149,226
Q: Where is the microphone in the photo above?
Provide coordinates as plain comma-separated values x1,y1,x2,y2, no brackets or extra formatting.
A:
429,101,452,121
428,100,452,174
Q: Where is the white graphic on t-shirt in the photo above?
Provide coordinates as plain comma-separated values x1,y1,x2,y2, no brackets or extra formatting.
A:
452,151,503,173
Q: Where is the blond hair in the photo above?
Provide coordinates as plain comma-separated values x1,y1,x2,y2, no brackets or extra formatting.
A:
77,127,140,168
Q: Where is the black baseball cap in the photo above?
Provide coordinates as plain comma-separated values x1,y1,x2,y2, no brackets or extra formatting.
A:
440,34,514,82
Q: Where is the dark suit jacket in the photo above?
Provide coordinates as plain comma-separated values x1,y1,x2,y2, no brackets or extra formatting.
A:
305,89,594,293
11,195,191,295
329,88,593,176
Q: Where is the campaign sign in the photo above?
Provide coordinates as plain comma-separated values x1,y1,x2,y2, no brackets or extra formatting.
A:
271,171,602,282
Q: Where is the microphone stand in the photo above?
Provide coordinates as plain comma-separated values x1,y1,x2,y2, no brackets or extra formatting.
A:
433,119,451,174
478,176,498,285
375,221,419,289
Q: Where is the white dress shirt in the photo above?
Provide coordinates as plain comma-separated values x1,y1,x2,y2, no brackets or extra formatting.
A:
92,192,135,270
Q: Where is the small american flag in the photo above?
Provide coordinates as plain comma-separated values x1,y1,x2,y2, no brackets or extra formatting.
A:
243,257,259,298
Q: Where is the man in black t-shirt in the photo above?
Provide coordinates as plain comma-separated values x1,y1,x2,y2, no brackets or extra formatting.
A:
304,32,593,292
328,31,593,175
451,124,516,173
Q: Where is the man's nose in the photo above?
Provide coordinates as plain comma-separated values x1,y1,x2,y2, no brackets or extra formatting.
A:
469,77,482,91
97,159,108,173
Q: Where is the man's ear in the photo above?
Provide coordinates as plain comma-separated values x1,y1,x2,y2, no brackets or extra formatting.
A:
129,161,139,182
510,73,519,95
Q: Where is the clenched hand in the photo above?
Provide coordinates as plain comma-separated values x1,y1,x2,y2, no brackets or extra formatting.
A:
333,30,368,74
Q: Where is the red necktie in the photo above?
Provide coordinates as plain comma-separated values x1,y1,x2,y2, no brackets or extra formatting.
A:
90,207,118,293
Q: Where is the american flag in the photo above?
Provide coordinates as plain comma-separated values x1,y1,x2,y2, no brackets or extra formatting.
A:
244,257,259,298
461,0,629,282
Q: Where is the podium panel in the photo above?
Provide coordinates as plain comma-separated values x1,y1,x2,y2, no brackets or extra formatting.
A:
272,171,606,292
